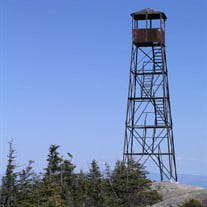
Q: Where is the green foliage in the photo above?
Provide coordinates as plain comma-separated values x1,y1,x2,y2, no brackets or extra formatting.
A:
0,140,17,207
45,144,63,177
60,153,76,206
0,143,161,207
72,170,88,207
178,199,202,207
40,144,66,207
15,160,37,207
106,159,161,207
86,160,104,207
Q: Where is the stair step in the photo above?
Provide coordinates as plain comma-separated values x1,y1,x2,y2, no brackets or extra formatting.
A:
154,61,163,63
156,112,164,116
144,78,153,80
156,115,163,118
156,117,164,120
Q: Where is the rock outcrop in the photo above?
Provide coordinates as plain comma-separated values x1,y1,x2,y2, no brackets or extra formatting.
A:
150,182,207,207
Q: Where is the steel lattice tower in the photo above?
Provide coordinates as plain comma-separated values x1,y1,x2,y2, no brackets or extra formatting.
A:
123,8,178,181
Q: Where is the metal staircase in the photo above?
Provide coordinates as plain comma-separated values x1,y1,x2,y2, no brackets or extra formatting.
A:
141,74,153,97
153,46,165,126
155,99,165,125
153,47,163,72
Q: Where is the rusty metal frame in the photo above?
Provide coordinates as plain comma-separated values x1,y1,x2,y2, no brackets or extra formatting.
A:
123,10,177,181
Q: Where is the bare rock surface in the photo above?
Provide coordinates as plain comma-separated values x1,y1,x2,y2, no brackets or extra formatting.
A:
150,181,207,207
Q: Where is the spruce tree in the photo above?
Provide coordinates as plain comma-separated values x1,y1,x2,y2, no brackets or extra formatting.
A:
125,159,156,207
60,153,76,206
110,160,129,207
15,160,37,207
73,170,88,207
0,143,162,207
40,144,66,207
45,145,62,177
86,160,104,207
0,141,17,207
109,160,161,207
102,163,120,207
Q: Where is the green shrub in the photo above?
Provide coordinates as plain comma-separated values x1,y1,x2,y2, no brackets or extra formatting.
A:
178,199,202,207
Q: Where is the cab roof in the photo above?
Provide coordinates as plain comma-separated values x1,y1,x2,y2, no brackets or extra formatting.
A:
131,8,167,20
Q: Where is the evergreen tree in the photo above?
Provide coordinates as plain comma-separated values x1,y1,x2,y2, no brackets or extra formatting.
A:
60,153,76,206
40,144,66,207
86,160,104,207
109,160,161,207
0,141,17,207
45,145,63,177
29,173,42,207
102,163,120,207
109,160,129,207
15,160,37,207
38,180,66,207
0,143,162,207
73,170,88,207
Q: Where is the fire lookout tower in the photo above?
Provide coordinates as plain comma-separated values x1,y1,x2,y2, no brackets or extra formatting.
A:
123,8,178,181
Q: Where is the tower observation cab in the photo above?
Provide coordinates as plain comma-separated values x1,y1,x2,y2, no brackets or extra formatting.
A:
123,8,178,182
132,8,166,46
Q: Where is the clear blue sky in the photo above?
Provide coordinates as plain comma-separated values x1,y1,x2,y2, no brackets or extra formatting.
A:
0,0,206,177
